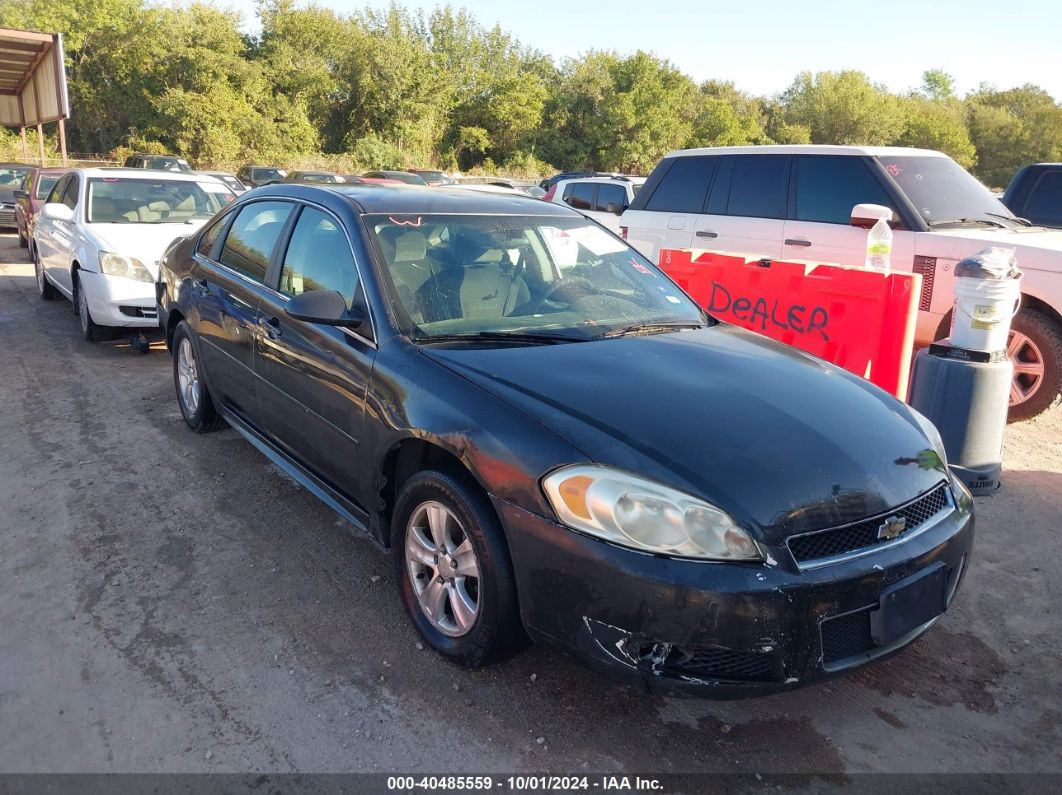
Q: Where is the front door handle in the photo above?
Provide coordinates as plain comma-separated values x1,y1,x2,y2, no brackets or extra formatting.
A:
784,238,813,248
696,230,718,239
259,315,282,340
193,278,209,295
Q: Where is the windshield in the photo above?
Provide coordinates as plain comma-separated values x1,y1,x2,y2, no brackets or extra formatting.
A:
0,167,31,188
367,214,705,341
87,178,226,224
36,175,61,199
877,155,1013,226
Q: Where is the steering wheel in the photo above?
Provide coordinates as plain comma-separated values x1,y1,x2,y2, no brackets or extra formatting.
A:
538,277,600,308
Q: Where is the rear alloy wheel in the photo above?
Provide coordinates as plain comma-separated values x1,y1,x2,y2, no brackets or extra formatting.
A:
75,276,101,342
392,470,524,667
1007,308,1062,422
172,321,224,432
34,249,58,301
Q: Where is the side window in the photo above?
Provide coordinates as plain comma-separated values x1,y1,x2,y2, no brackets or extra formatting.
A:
45,175,69,203
644,156,717,213
726,155,790,219
279,207,360,310
196,213,229,257
1024,172,1062,226
60,176,79,211
218,201,293,282
595,183,628,212
796,156,896,225
564,183,594,211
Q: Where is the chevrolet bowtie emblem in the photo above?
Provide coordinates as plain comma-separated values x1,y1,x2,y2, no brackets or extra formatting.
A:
878,515,907,541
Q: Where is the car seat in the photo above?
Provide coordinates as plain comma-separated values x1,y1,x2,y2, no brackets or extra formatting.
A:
416,229,530,323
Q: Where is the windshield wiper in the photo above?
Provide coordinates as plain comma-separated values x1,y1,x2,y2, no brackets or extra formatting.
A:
985,211,1032,227
417,330,586,346
596,321,705,339
927,217,1007,229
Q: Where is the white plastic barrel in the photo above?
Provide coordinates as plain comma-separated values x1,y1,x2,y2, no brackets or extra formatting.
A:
950,276,1021,352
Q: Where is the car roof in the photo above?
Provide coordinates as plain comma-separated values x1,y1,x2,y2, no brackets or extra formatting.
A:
71,167,222,182
555,175,647,185
663,144,950,159
259,182,577,216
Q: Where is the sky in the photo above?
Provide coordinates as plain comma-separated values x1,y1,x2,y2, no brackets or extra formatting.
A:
225,0,1062,100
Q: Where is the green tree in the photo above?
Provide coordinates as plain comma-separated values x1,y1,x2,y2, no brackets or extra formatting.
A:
780,70,907,145
966,85,1062,187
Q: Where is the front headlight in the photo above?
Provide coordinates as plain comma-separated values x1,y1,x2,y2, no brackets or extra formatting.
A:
908,407,948,468
98,252,153,282
542,465,762,561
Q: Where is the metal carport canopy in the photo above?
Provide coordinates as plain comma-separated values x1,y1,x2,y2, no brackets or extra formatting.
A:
0,27,70,165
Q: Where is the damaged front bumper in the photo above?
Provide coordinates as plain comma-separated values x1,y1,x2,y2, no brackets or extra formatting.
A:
495,490,974,698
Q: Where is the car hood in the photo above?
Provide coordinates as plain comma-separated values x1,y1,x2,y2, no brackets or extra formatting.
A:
87,221,207,275
0,187,16,204
926,226,1062,272
423,325,947,543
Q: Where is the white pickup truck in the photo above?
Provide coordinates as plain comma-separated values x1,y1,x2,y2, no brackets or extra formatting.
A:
621,145,1062,420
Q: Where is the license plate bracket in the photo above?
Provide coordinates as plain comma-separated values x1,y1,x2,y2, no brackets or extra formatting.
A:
870,563,948,646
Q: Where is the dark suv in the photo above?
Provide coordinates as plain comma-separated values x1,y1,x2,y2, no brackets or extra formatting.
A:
1003,163,1062,229
123,153,191,172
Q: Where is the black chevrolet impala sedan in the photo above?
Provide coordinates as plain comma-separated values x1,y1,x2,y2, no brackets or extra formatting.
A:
156,183,974,697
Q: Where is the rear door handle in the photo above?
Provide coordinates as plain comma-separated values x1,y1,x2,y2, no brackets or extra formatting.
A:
696,230,718,239
784,238,812,248
259,315,282,340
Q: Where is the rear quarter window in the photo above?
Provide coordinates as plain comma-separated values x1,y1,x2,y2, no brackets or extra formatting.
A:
643,156,717,213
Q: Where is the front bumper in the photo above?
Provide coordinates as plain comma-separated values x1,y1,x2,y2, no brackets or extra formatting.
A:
78,269,159,329
497,482,974,698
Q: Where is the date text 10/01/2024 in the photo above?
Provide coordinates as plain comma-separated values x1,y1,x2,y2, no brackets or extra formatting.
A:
386,776,664,791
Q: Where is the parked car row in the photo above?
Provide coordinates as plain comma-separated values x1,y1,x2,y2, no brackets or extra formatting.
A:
21,173,975,698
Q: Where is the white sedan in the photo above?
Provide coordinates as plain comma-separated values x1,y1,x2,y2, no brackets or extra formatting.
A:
32,168,234,342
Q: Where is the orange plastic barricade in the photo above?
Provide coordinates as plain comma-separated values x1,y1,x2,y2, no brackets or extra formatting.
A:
658,249,922,399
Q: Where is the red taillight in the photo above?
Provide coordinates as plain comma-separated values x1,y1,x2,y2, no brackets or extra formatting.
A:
620,226,628,240
542,184,557,202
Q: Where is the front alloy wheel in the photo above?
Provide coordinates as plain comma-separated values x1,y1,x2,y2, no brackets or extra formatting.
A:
392,470,524,667
76,278,100,342
405,501,481,637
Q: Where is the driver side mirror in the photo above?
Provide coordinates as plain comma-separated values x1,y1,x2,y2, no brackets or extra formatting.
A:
286,289,365,328
850,203,897,229
42,203,74,222
13,189,28,201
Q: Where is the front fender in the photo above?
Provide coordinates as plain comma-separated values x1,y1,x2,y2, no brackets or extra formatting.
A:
364,342,588,524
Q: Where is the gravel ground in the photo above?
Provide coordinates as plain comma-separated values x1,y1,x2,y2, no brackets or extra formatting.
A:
1,233,1060,777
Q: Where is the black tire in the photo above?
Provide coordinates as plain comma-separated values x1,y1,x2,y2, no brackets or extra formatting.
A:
74,274,102,342
172,321,225,433
1007,308,1062,422
17,226,28,248
33,248,58,301
391,469,524,667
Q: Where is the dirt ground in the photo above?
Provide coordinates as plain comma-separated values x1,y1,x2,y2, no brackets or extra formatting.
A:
1,232,1060,777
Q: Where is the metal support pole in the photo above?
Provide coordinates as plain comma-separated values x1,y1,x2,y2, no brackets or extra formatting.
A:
36,122,45,166
20,127,29,162
57,118,68,166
